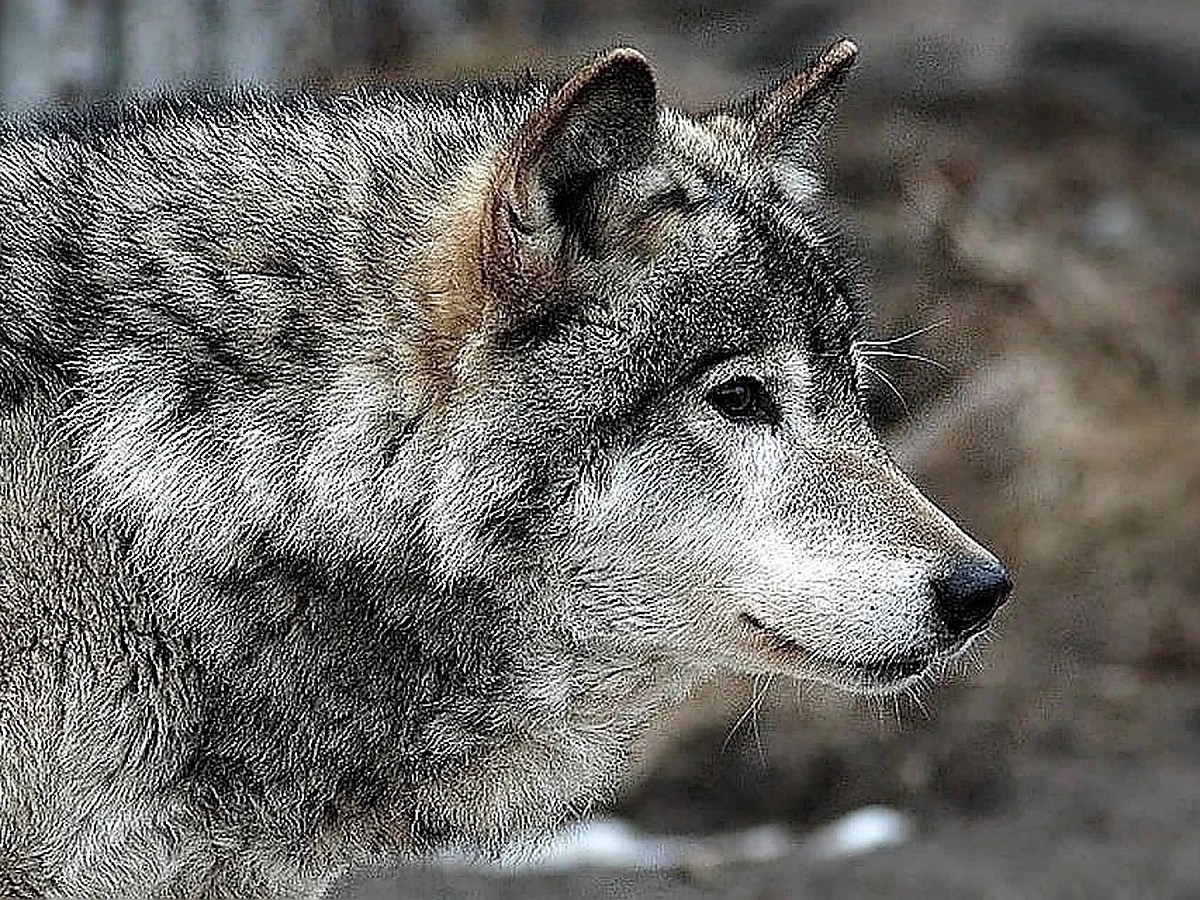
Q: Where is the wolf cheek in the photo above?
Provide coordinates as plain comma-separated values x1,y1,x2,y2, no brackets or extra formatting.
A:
549,411,1010,694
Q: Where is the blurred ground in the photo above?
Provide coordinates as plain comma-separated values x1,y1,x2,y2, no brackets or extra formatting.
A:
327,1,1200,897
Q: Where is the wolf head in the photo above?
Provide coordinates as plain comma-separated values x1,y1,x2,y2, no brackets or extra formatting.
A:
422,41,1010,695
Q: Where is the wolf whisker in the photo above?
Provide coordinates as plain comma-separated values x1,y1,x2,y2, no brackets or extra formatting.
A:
903,673,934,720
859,360,910,413
857,348,951,373
723,672,774,762
853,318,949,349
750,673,775,765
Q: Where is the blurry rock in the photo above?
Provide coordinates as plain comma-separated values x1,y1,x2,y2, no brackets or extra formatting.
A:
442,818,798,874
435,807,914,875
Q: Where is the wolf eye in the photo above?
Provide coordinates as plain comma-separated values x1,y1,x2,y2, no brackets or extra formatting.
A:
706,376,777,425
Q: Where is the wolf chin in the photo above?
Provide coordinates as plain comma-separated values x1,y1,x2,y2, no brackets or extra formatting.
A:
0,40,1011,898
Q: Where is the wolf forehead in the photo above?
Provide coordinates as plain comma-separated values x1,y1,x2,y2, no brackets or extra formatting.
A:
430,42,870,400
600,126,867,352
593,111,862,302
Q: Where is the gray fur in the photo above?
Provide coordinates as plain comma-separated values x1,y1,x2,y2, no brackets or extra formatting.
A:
0,43,1009,898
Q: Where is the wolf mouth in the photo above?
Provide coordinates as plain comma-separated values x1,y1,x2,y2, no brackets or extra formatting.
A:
739,611,937,687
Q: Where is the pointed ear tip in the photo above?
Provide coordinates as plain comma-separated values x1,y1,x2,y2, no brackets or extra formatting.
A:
820,38,859,74
602,47,651,67
597,47,656,83
586,46,657,102
827,38,859,63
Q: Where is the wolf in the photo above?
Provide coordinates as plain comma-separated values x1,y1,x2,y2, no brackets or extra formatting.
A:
0,39,1010,898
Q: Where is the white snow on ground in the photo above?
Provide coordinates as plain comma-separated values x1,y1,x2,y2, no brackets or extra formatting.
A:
803,806,914,861
438,806,914,874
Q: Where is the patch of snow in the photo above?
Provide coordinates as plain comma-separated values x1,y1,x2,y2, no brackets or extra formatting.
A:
804,805,915,860
437,806,914,874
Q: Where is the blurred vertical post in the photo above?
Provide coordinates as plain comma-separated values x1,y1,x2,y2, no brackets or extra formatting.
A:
0,0,114,112
116,0,212,95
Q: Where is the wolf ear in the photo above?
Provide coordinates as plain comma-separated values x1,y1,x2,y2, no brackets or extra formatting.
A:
750,38,857,168
486,48,657,278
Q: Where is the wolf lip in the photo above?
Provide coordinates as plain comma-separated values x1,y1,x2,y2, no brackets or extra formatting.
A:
740,611,806,654
851,655,929,681
739,611,933,683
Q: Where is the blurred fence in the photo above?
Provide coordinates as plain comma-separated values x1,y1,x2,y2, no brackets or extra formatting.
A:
0,0,473,113
0,0,670,114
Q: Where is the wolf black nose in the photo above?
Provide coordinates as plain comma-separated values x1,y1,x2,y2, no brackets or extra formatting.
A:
933,559,1012,636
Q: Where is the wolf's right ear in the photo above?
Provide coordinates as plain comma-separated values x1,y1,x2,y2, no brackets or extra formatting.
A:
484,49,657,282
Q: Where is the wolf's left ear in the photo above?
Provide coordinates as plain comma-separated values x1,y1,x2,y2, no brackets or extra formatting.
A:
486,48,657,279
749,38,857,168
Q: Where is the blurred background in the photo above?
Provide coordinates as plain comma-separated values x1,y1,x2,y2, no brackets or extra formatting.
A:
5,1,1196,897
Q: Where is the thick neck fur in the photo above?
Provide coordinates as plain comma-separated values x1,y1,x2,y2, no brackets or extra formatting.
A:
0,82,696,897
